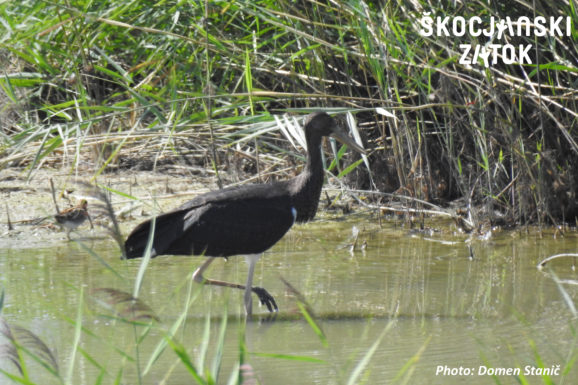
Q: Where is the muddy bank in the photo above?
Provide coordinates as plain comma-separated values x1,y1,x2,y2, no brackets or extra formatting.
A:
0,167,216,248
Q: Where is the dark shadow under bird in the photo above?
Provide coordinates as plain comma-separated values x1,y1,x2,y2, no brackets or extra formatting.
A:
124,111,365,315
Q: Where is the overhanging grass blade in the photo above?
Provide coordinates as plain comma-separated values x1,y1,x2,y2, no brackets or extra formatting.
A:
391,334,431,385
0,369,36,385
211,307,228,381
297,301,327,347
166,337,207,385
144,272,202,375
77,346,109,377
347,321,394,385
78,241,125,280
65,286,83,385
251,352,327,364
133,216,156,298
197,312,211,374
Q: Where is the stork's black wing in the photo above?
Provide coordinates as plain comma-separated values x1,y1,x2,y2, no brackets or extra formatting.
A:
124,192,295,259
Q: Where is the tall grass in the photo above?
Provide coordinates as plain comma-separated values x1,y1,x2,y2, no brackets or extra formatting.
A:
1,0,577,224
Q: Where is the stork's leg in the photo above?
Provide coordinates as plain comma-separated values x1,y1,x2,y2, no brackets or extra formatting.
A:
192,256,278,314
192,257,217,283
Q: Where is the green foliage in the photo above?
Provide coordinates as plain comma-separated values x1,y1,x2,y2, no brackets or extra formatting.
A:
1,0,577,220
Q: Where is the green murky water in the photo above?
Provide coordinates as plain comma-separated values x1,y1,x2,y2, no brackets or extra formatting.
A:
1,215,577,384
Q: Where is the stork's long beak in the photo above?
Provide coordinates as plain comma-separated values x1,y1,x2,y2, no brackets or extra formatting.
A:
330,126,366,154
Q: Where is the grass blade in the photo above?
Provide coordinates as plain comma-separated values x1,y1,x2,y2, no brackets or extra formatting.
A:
347,322,394,385
166,337,207,385
297,301,327,348
251,352,327,364
211,307,229,381
65,286,83,385
133,216,156,298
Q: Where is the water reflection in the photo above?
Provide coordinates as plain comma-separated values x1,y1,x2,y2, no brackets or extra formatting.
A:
1,216,577,384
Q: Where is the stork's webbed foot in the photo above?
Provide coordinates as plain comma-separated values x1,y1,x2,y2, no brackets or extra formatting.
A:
252,286,278,312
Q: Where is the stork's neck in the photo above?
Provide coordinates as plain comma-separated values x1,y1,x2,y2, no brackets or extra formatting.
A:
289,133,325,223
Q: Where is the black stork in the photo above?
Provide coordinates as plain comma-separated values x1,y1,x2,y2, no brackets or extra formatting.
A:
124,111,365,315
